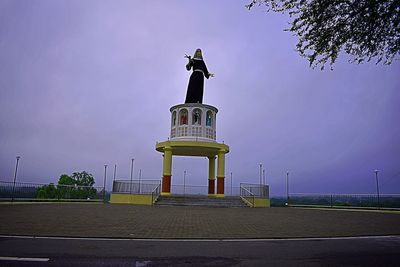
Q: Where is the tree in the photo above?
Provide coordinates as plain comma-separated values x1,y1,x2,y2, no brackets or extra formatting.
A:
247,0,400,69
71,171,95,187
36,171,97,200
36,183,58,199
58,174,75,186
58,172,96,199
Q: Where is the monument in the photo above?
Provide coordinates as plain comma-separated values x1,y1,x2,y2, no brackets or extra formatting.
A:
156,49,229,197
111,49,269,207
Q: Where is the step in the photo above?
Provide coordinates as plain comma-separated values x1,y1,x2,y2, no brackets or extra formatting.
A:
155,195,249,208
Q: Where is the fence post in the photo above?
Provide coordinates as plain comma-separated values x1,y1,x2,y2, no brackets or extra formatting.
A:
330,194,333,208
286,171,289,206
11,156,21,202
103,165,107,203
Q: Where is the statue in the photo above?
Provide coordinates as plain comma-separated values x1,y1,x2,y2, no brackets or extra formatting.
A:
184,48,214,104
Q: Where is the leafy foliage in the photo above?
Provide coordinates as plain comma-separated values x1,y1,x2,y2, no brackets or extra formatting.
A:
36,171,97,200
36,183,58,199
247,0,400,69
71,171,95,187
58,174,75,186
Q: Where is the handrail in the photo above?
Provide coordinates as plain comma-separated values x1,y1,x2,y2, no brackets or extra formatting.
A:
151,182,161,205
240,185,255,207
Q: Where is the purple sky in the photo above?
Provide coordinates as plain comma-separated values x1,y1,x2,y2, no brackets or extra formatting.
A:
1,0,399,195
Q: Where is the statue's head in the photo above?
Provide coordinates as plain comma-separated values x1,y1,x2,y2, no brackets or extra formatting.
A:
194,48,203,59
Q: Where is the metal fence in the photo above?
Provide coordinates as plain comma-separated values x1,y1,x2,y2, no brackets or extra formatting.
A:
170,185,241,196
112,181,268,197
239,183,269,207
0,181,106,202
288,193,400,209
112,182,241,196
240,183,269,198
151,183,161,204
112,180,161,194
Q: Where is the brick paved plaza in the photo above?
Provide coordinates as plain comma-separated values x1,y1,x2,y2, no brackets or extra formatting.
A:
0,203,399,239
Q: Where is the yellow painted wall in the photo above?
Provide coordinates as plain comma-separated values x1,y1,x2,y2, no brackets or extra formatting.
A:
253,198,270,208
241,197,270,208
110,193,155,205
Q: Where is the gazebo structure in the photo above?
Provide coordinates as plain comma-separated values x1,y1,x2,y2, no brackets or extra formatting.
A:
111,49,269,206
156,103,229,197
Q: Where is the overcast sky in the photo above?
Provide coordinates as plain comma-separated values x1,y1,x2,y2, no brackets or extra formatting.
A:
1,0,399,195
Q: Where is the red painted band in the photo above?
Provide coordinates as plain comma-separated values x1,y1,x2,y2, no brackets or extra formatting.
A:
217,177,225,194
208,179,215,194
162,175,171,193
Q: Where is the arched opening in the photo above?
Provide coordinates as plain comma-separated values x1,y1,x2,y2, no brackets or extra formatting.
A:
172,111,177,127
179,109,188,125
192,109,202,125
206,110,213,127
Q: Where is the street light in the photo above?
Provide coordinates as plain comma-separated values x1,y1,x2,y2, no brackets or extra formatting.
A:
11,156,21,202
262,169,266,197
263,169,266,185
103,164,108,203
138,169,142,194
230,172,233,196
374,169,380,209
183,170,187,195
113,164,117,182
286,171,289,206
259,163,262,196
130,158,134,194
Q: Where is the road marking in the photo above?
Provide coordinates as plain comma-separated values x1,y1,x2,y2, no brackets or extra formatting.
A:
0,234,399,242
0,256,49,262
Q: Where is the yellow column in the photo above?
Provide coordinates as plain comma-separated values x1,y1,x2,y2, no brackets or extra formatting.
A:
208,156,216,197
216,149,226,197
161,147,172,196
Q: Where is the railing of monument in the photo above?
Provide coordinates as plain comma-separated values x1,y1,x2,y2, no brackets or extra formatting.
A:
170,185,241,196
151,183,161,204
287,193,400,209
240,186,255,207
112,180,161,195
240,183,269,198
0,181,106,202
239,183,269,207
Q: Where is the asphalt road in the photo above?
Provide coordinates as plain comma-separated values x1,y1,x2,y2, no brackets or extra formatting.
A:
0,235,400,266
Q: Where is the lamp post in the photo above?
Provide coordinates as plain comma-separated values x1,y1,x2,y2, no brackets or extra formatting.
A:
130,158,134,194
11,156,21,202
230,172,233,196
183,170,186,196
259,163,262,196
263,169,266,185
113,164,117,182
374,169,380,209
103,164,107,203
138,169,142,194
262,169,266,197
112,164,117,193
286,171,289,206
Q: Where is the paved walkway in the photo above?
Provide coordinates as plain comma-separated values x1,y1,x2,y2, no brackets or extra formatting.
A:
0,203,399,239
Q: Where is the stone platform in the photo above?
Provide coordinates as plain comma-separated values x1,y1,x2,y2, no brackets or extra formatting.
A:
0,203,399,239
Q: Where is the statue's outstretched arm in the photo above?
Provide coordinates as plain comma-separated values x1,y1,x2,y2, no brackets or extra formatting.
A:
203,61,214,79
185,54,193,71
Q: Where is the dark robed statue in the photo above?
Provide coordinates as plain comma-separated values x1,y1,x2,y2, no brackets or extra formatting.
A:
184,48,214,104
